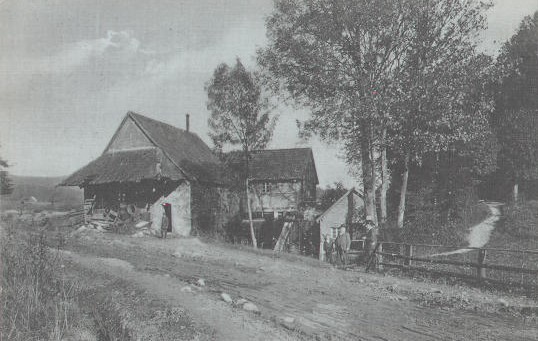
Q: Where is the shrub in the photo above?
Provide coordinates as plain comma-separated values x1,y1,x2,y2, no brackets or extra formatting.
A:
1,221,80,340
382,201,491,246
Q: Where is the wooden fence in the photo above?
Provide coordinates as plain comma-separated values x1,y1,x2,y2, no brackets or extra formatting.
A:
67,208,85,226
369,241,538,288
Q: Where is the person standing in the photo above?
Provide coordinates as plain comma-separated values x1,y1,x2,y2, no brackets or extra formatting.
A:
336,225,351,266
161,204,169,239
363,218,378,265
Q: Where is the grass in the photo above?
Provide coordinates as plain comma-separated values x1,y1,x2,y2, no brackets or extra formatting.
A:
382,201,491,247
0,218,81,340
378,201,538,296
488,200,538,250
482,200,538,289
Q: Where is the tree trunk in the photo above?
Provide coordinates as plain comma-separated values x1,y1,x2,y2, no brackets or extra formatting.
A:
397,152,410,229
369,128,378,225
380,129,388,225
513,182,519,204
361,129,377,223
246,179,257,249
244,147,257,249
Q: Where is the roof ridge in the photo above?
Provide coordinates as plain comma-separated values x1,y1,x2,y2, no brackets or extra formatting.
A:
251,147,312,152
127,111,195,181
316,188,361,222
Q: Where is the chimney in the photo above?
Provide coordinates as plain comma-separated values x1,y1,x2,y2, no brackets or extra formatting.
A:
186,113,190,132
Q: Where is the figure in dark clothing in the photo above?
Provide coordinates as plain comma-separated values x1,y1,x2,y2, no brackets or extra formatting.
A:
323,235,331,263
336,226,351,266
161,204,169,239
363,218,378,265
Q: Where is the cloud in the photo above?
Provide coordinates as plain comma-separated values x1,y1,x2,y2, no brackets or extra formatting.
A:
1,30,146,76
141,21,265,80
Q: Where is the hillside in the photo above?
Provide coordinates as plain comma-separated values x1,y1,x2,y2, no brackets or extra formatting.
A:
0,175,83,210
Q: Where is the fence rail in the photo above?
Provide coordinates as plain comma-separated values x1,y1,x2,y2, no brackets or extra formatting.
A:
372,242,538,288
67,208,85,226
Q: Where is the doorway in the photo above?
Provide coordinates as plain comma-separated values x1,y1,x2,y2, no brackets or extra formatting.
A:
163,203,172,232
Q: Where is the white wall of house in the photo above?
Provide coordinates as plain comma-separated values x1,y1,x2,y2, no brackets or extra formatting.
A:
317,192,363,261
249,181,301,213
151,181,191,236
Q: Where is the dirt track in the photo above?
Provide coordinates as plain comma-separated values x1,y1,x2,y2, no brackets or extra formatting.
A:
62,229,538,340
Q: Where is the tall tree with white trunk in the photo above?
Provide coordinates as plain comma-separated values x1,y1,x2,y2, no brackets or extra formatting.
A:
206,59,277,248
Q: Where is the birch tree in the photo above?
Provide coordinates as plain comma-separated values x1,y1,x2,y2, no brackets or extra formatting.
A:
206,59,277,248
388,0,493,227
259,0,413,223
259,0,492,228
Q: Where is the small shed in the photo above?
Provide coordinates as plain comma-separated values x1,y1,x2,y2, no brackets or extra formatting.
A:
316,188,364,261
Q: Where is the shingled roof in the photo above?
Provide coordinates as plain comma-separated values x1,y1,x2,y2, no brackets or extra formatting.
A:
61,112,226,186
227,148,318,183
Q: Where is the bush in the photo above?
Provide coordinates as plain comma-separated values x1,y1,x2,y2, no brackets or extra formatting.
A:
1,221,80,340
489,200,538,250
382,202,491,246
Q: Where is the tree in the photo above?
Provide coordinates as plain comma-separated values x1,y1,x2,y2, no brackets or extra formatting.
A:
494,11,538,203
206,59,277,248
318,182,348,211
1,148,14,196
259,0,492,228
259,0,414,224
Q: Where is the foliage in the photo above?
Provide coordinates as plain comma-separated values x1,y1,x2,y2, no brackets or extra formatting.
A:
493,11,538,185
318,182,348,211
206,58,277,157
1,220,79,340
206,58,277,248
490,200,538,248
259,0,494,227
382,201,490,246
1,149,14,195
484,200,538,288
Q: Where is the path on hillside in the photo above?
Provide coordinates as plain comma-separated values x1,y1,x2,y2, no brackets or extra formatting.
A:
434,202,504,256
60,228,537,341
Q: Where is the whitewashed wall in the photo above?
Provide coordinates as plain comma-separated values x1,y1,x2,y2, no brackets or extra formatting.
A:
150,181,191,236
318,193,363,261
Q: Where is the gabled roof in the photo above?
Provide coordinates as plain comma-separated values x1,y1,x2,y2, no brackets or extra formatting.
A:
61,112,227,186
316,188,362,222
127,112,225,183
226,148,318,183
60,148,180,186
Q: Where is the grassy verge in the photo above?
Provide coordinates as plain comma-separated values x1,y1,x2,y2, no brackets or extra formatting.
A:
1,218,82,340
487,200,538,250
483,200,538,289
382,201,491,246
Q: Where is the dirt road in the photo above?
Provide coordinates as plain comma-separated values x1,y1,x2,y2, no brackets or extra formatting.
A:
62,228,537,340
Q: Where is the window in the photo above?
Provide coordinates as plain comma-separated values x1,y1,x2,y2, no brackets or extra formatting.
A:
262,182,271,194
331,227,338,239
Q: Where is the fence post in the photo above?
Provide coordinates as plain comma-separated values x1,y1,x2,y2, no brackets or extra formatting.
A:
404,244,414,266
477,249,487,279
377,243,383,270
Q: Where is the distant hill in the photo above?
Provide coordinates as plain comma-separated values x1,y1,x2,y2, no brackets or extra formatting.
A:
1,175,83,210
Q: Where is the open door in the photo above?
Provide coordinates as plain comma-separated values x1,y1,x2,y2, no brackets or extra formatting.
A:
163,203,172,232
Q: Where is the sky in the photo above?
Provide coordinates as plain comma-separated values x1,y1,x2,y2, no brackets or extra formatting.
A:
1,0,537,187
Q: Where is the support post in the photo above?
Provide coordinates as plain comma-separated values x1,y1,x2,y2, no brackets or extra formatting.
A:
477,249,487,279
377,243,383,270
404,244,414,266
